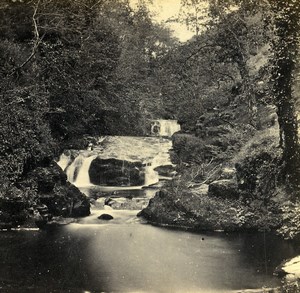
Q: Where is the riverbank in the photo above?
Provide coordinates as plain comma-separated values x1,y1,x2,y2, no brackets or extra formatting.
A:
141,126,285,232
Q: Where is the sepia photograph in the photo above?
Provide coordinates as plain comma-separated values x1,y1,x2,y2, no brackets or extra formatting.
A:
1,0,300,292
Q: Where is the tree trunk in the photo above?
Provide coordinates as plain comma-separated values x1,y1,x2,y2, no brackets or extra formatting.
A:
272,0,300,191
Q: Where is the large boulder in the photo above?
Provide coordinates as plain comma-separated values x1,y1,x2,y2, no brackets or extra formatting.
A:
27,162,90,222
89,158,144,186
208,179,239,199
33,164,67,193
140,189,207,228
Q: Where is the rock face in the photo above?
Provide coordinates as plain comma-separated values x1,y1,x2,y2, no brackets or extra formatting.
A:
28,162,90,227
140,189,215,230
89,158,144,186
140,177,280,232
0,161,90,229
208,179,239,199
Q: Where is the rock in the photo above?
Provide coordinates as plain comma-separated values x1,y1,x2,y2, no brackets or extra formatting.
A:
34,218,48,229
89,158,144,186
104,197,114,206
24,162,90,221
220,167,236,179
37,204,48,214
98,214,114,220
208,179,239,198
36,216,76,230
33,164,67,193
153,165,175,177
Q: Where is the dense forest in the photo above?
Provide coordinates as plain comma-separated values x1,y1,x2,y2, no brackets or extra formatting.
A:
1,0,300,246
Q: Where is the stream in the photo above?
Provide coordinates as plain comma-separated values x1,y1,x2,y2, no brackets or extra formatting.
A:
1,120,299,292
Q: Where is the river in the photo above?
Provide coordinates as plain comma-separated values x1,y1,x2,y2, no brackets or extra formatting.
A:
0,121,299,292
1,217,299,292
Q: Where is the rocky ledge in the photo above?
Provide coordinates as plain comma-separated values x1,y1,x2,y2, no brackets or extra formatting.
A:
0,162,90,230
140,178,281,232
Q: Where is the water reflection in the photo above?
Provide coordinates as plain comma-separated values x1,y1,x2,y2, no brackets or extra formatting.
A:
1,220,299,292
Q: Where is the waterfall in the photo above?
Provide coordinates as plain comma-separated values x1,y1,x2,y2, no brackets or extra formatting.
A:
144,150,174,186
59,135,176,189
144,163,159,186
150,120,180,137
65,154,97,187
66,154,84,183
74,155,97,187
66,154,97,186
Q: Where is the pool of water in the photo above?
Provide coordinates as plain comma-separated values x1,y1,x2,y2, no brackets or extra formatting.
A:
0,209,299,293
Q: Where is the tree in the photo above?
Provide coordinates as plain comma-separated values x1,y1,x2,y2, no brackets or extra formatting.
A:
177,0,300,191
269,0,300,190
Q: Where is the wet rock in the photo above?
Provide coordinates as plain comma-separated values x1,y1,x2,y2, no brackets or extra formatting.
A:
26,162,90,222
89,158,145,186
104,197,114,206
277,255,300,279
208,179,239,198
98,214,114,220
154,165,175,177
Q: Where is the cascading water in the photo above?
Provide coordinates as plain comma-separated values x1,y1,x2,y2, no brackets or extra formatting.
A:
75,155,97,187
57,121,180,190
65,154,84,183
150,119,180,137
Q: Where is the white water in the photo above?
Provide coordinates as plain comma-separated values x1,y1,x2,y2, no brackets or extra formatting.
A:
151,119,181,137
58,135,175,188
74,155,97,186
57,120,180,188
65,154,84,182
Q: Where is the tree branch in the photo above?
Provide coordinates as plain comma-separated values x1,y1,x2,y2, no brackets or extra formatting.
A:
9,0,44,75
